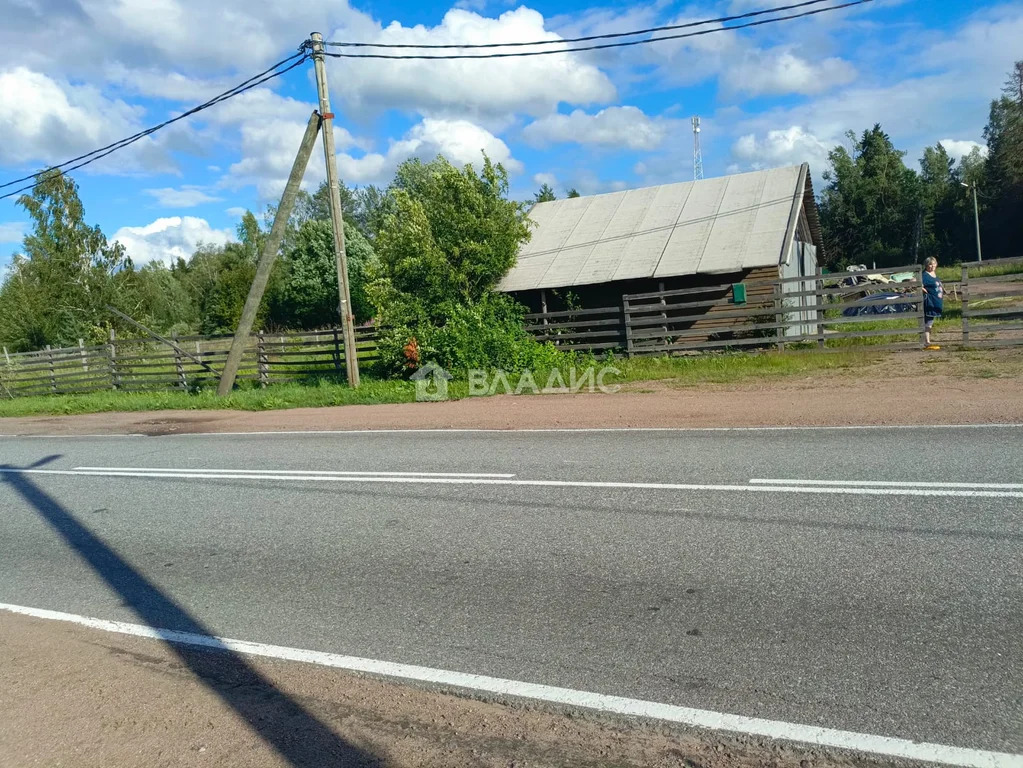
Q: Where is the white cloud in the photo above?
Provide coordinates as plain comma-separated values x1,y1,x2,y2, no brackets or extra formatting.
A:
328,7,616,120
0,222,26,244
938,140,989,162
225,207,248,217
533,172,557,187
732,127,832,173
338,118,522,186
723,49,856,96
0,67,173,173
726,5,1023,178
523,107,673,151
112,217,234,265
144,186,222,207
1,0,350,78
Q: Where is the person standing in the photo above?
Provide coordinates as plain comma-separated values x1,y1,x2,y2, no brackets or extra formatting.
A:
922,257,944,350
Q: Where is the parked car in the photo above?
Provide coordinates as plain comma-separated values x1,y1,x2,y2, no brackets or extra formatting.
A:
842,291,917,316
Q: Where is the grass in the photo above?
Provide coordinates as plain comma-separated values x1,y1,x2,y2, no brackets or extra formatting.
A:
937,262,1023,282
0,350,885,418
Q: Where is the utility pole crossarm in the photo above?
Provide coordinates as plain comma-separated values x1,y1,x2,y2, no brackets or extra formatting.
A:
310,32,361,388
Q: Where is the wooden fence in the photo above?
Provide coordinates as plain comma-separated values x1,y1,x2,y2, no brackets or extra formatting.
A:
961,256,1023,349
521,265,931,355
522,306,625,352
0,326,380,398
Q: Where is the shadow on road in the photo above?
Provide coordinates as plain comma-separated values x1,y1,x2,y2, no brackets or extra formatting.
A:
1,457,381,768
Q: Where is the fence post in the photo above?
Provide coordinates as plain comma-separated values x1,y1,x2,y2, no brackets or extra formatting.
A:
916,265,927,347
79,338,88,373
622,294,634,356
773,280,785,351
658,281,667,344
258,330,269,388
173,333,187,390
961,264,970,347
816,267,826,349
46,345,57,393
3,346,9,365
332,328,343,375
108,329,119,390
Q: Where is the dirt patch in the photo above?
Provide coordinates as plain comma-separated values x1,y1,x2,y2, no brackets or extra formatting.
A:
0,611,898,768
1,350,1021,437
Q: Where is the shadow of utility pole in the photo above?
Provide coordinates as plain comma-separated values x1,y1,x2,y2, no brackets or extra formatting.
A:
1,457,381,768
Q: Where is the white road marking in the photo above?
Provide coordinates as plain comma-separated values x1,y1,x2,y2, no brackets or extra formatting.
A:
74,467,516,479
0,602,1019,768
4,467,1023,498
751,479,1023,490
4,424,1021,439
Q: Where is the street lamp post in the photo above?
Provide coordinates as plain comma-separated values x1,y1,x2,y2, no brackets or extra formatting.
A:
961,182,983,262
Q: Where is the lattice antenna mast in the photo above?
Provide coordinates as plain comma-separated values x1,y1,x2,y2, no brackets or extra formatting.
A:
692,116,704,181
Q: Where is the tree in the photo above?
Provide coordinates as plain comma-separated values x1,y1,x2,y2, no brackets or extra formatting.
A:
374,155,530,312
369,154,534,373
0,172,132,350
534,183,557,203
566,188,581,198
267,218,376,329
818,125,921,268
980,60,1023,258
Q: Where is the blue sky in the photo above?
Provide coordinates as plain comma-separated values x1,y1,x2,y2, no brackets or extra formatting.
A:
1,0,1019,268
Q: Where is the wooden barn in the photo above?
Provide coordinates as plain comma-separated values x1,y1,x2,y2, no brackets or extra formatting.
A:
499,163,825,354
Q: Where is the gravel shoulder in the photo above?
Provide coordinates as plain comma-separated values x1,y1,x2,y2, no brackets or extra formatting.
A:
0,611,894,768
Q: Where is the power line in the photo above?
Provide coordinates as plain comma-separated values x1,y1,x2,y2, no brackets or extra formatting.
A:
322,0,836,50
320,1,871,60
0,52,308,201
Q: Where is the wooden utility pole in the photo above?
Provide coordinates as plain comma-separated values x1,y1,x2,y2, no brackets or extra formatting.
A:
217,111,322,396
310,32,360,388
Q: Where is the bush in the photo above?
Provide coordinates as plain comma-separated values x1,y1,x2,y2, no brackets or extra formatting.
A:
375,293,584,377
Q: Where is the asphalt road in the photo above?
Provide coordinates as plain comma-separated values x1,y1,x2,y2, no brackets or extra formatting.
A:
1,426,1021,756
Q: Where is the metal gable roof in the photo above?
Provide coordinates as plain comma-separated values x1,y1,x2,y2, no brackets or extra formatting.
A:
499,164,808,292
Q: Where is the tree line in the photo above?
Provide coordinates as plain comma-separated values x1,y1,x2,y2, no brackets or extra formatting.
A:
819,61,1022,269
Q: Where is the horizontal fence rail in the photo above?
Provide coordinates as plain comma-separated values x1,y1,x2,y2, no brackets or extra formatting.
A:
0,326,380,398
523,306,625,352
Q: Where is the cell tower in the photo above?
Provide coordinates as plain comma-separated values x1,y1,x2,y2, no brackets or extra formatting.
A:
692,116,704,181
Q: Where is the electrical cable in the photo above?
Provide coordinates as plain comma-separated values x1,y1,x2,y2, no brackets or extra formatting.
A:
323,0,836,50
0,52,308,199
321,1,871,60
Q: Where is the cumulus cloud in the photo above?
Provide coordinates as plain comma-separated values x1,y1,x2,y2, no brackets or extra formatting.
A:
723,49,856,96
111,217,234,265
0,67,173,173
223,117,365,199
522,107,673,151
726,4,1023,175
732,126,832,173
144,186,222,207
938,139,989,162
327,7,616,120
338,118,522,186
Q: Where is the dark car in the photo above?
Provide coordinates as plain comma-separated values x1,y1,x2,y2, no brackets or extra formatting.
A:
842,292,917,317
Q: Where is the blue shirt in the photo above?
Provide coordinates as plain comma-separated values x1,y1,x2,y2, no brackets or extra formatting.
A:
923,271,944,317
